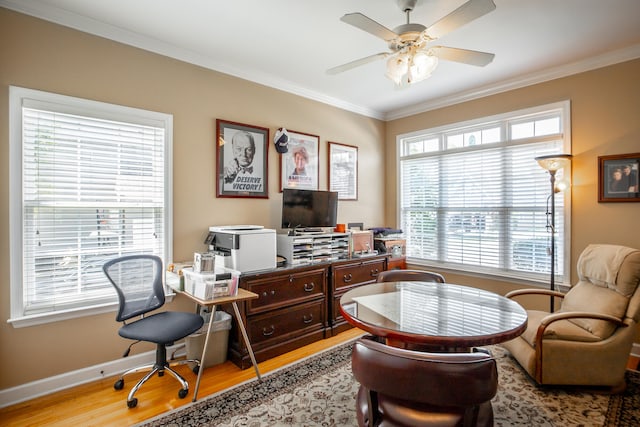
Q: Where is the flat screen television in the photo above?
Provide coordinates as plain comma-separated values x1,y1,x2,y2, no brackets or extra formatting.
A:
281,189,338,230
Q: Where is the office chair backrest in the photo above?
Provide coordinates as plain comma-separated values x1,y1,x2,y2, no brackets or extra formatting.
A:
376,269,445,284
103,254,165,322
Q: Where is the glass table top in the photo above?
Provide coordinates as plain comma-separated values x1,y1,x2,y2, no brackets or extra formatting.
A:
340,281,528,348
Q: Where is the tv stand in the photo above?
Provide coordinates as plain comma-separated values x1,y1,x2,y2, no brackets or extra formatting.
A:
288,227,330,235
302,227,323,233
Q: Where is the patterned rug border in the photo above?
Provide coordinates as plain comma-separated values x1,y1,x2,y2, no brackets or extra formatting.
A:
137,337,359,427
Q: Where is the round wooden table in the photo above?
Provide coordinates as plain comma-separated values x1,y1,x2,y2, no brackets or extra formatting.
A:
339,281,528,351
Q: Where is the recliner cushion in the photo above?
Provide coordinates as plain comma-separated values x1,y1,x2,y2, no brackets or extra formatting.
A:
560,281,628,339
520,310,601,347
577,244,639,296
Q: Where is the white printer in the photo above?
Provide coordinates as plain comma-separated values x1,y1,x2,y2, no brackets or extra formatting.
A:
207,225,276,273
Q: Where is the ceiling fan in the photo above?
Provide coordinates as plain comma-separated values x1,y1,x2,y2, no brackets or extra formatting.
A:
327,0,496,85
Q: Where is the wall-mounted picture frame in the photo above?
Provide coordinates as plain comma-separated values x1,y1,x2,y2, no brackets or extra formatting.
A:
216,119,269,198
280,130,319,191
328,141,358,200
598,152,640,202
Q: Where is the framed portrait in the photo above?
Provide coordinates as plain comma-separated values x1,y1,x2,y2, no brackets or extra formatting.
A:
216,119,269,198
598,152,640,202
328,142,358,200
280,130,319,191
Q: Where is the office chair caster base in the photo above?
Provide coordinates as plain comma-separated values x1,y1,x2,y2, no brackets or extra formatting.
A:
114,379,124,391
192,365,199,375
178,388,188,399
127,398,138,408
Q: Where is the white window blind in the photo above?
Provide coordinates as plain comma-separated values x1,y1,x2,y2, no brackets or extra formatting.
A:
10,87,172,324
398,102,571,283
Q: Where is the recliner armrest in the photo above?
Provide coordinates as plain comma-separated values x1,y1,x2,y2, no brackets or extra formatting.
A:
505,288,566,300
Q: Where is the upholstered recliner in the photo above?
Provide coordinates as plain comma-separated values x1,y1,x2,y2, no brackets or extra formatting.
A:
351,335,498,427
502,244,640,391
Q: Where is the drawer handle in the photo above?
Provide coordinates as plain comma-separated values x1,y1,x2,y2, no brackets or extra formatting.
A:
262,325,275,336
303,314,314,324
343,273,353,283
262,290,276,298
370,268,379,277
304,282,315,292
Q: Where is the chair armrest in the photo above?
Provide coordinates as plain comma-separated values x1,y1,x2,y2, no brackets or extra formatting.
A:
535,311,627,349
505,288,566,300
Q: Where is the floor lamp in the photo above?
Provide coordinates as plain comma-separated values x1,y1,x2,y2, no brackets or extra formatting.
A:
535,154,572,313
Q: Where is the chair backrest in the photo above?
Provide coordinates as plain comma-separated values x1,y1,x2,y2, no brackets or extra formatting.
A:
351,336,498,408
103,254,165,322
561,244,640,338
376,269,445,283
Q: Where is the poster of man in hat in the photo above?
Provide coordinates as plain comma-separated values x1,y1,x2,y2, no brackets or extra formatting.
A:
281,130,319,190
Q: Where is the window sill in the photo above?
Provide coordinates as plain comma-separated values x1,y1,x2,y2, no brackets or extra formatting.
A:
8,292,175,328
406,258,570,290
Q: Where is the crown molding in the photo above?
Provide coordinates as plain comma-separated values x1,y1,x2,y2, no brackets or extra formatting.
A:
3,0,639,122
384,44,640,121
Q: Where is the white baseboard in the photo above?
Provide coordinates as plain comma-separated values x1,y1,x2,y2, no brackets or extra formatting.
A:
0,344,185,409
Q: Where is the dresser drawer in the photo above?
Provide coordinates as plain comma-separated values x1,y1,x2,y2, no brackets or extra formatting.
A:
332,258,385,291
244,268,326,314
248,300,325,346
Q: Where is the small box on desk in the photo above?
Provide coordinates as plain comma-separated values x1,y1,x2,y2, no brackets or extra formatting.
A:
182,267,240,300
351,230,374,254
374,237,406,257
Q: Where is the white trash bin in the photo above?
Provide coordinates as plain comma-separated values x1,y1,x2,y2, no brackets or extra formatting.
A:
186,311,232,369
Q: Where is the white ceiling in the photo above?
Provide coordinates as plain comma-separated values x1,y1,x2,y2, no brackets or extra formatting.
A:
4,0,640,120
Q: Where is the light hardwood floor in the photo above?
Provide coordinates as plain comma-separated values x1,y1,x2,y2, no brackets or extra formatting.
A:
0,328,364,427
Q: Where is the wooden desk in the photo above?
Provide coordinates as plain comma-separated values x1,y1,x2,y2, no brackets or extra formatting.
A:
339,281,527,351
179,288,260,401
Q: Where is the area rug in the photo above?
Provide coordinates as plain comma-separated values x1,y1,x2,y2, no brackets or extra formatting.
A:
139,341,639,427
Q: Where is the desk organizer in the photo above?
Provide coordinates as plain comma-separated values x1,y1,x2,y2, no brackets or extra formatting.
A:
182,267,239,299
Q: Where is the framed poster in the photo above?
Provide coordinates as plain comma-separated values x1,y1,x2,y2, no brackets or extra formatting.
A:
598,152,640,202
216,119,269,198
328,141,358,200
280,130,319,191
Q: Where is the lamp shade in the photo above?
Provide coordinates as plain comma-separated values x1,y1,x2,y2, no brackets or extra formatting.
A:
386,54,409,85
386,48,438,86
408,50,438,84
534,154,572,172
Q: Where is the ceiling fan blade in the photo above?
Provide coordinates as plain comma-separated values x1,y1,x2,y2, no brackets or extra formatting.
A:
432,46,494,66
341,13,398,42
425,0,496,40
327,52,390,75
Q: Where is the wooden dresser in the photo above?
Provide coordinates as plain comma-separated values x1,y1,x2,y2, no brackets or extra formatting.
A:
330,255,387,335
226,254,389,369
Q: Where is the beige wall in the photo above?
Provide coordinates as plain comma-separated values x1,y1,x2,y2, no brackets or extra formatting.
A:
0,9,385,389
1,7,639,392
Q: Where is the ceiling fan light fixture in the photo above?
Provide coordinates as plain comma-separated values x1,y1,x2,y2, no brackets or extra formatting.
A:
408,50,438,83
385,54,409,85
385,49,438,86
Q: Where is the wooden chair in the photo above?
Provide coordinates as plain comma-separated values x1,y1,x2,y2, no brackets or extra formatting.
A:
352,335,497,427
376,269,445,283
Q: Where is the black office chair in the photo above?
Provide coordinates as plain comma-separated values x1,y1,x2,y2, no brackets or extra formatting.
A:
376,269,445,283
103,254,204,408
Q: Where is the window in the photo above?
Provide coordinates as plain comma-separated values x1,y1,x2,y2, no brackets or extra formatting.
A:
9,87,172,327
397,102,571,284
